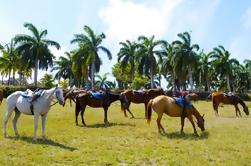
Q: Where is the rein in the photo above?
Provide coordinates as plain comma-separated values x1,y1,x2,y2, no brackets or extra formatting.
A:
50,101,58,107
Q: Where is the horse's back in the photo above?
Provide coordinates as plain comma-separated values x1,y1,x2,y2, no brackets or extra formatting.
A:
151,95,182,117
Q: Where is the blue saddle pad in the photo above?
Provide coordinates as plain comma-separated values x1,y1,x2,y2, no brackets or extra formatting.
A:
133,90,145,94
173,97,192,109
21,92,32,99
90,92,105,100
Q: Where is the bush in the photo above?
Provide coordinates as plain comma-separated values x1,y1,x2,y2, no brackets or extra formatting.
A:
0,86,45,98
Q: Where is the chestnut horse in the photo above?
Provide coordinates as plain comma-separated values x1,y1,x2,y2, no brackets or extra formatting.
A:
210,92,249,117
147,95,205,136
0,89,3,105
121,89,165,118
75,91,123,127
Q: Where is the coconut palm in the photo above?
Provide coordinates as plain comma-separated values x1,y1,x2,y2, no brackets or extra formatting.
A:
0,40,20,85
71,25,112,90
136,35,167,88
95,73,116,89
52,51,74,86
14,23,60,87
209,45,239,92
172,32,200,90
118,40,138,83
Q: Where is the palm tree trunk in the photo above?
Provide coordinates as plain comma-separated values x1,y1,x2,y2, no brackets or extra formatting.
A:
206,76,210,91
34,58,39,87
150,65,154,88
172,70,176,91
12,70,15,85
8,70,11,85
188,65,194,90
91,62,95,90
130,64,135,83
226,74,231,92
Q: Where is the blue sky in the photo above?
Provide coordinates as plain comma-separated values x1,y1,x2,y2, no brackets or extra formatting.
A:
0,0,251,84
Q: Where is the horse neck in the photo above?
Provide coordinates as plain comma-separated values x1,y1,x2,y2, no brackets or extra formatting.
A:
237,97,246,108
191,106,202,120
44,88,56,101
108,93,120,103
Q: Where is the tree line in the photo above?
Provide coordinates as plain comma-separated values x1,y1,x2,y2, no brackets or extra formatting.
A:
0,23,250,93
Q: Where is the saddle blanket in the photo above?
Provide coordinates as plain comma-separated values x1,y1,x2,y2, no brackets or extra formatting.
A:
90,91,105,100
21,89,44,102
173,97,192,109
133,90,145,94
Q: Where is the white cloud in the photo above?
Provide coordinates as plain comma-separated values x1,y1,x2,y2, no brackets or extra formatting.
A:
99,0,183,42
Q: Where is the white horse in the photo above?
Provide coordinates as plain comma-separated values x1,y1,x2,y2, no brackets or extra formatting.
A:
3,87,64,140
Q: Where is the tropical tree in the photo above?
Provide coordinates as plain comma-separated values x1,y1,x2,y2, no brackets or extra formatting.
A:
160,43,177,90
14,23,60,87
71,25,112,89
52,51,74,86
118,40,138,83
40,73,54,88
172,32,200,90
209,45,239,92
0,40,20,85
95,73,116,89
136,35,167,88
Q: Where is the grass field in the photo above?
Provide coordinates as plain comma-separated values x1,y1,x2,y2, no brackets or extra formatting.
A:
0,99,250,166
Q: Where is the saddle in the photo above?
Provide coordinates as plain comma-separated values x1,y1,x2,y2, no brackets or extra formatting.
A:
21,89,44,115
173,97,192,109
90,91,106,100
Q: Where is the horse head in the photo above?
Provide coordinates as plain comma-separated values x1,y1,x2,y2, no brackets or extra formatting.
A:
185,93,199,101
243,106,249,116
197,114,205,132
55,87,65,105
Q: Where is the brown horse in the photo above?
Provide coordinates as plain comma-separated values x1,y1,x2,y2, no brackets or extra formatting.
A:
63,89,87,106
210,92,249,117
75,91,123,127
121,89,165,118
147,95,205,136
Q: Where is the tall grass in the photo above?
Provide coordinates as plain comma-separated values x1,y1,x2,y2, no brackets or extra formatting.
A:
0,99,250,165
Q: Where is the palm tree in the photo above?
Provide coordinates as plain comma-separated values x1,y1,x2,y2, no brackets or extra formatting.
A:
137,35,167,88
198,51,212,91
209,45,239,92
160,43,177,90
0,40,20,85
52,52,74,87
95,73,116,89
172,32,200,90
71,25,112,90
118,40,138,83
14,23,60,87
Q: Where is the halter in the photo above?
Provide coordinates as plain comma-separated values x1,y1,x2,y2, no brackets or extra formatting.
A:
50,88,62,107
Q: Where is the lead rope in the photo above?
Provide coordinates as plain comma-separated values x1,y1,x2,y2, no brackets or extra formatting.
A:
50,101,58,107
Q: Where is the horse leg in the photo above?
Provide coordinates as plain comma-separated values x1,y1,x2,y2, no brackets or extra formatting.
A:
3,109,14,138
41,114,47,140
180,116,185,135
12,108,21,137
144,103,148,119
187,114,199,137
235,105,241,117
104,107,109,127
127,108,135,119
33,114,39,141
75,102,82,126
213,103,219,116
156,113,165,134
80,106,87,126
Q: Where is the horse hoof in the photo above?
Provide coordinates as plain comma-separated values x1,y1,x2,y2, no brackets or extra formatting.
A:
194,133,199,137
180,132,185,136
4,133,7,138
15,134,20,137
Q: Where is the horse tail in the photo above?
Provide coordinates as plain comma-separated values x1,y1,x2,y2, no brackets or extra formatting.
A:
147,99,153,124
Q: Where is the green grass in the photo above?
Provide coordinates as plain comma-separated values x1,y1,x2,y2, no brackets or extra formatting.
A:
0,99,250,166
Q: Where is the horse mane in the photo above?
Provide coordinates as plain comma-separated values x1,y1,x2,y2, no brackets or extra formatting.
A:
235,95,246,108
190,105,203,120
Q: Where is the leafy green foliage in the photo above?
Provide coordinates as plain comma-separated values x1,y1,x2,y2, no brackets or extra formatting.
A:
40,73,54,88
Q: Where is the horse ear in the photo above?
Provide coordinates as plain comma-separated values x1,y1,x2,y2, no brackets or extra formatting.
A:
202,114,205,118
56,84,58,88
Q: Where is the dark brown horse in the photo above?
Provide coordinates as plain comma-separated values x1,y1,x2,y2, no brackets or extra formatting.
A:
147,95,205,136
75,91,123,127
0,89,3,105
121,89,165,118
210,92,249,117
63,89,87,107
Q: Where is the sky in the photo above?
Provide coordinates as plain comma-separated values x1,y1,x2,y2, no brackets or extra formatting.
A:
0,0,251,86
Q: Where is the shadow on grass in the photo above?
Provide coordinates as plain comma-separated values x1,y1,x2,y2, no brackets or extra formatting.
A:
8,136,77,151
161,131,209,140
78,122,136,128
